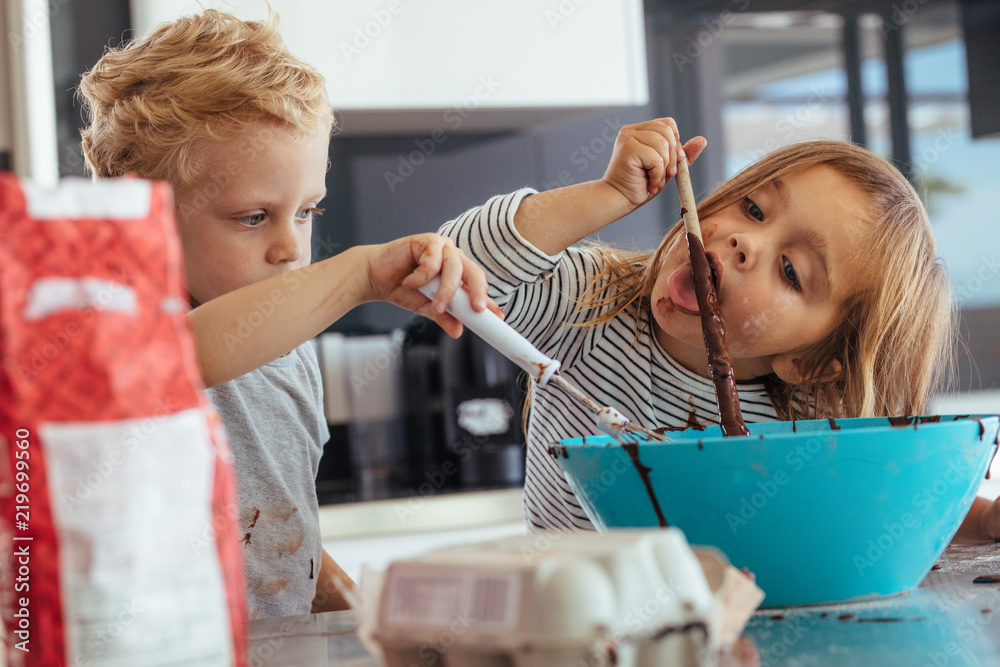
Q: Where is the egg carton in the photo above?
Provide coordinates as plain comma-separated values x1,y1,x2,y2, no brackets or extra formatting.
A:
358,529,762,667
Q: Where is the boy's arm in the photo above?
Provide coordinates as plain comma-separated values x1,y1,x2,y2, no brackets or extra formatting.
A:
513,118,707,256
190,234,494,388
311,547,356,613
951,495,1000,544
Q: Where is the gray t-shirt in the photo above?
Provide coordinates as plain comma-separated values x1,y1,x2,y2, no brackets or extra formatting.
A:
207,341,330,620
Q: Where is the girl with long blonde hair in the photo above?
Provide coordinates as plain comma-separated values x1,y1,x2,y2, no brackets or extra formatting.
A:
440,118,997,542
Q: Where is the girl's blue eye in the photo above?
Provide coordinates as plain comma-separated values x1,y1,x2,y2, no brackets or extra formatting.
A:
744,197,764,222
782,256,802,292
237,213,265,227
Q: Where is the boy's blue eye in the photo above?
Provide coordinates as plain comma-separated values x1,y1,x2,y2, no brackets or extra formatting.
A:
237,213,265,227
743,197,764,222
782,256,802,292
297,206,324,222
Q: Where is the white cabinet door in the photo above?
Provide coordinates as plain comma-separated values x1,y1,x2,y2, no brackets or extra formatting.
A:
129,0,649,133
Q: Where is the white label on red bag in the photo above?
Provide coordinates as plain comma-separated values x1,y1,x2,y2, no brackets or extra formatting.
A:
40,409,233,666
382,565,521,632
23,277,138,320
21,178,153,220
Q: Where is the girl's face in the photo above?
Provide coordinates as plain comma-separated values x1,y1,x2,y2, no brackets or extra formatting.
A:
173,123,329,306
650,164,870,383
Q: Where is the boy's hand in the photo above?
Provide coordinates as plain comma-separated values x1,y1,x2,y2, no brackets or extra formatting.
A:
603,118,707,207
366,233,499,338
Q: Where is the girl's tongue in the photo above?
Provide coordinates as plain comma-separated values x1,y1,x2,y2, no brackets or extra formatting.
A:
667,264,701,315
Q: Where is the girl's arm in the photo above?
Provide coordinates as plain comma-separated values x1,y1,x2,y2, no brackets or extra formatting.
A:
951,495,1000,544
190,234,493,388
513,119,707,255
311,548,356,612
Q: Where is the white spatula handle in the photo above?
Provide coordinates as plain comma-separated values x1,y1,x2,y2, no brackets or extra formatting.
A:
418,277,561,386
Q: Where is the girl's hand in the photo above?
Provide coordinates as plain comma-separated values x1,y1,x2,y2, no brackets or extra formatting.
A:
603,118,707,207
953,494,1000,544
984,496,1000,542
365,233,500,338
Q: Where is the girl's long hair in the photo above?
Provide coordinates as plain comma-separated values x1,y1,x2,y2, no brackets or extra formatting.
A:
575,141,954,420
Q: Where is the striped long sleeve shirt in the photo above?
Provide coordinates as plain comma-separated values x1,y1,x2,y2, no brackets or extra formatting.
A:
440,189,778,531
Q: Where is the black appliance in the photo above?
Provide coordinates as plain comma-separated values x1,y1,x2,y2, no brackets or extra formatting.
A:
402,318,526,492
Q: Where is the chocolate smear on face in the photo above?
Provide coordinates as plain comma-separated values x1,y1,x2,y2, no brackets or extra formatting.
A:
686,232,749,437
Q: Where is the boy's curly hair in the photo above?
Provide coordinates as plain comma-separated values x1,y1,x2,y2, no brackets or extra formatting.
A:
78,9,334,191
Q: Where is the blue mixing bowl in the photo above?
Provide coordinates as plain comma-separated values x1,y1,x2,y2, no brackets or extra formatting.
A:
550,415,999,607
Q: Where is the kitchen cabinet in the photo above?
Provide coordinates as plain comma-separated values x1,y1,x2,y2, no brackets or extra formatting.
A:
128,0,649,134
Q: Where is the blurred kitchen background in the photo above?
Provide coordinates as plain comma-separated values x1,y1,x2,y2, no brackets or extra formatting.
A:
3,0,998,578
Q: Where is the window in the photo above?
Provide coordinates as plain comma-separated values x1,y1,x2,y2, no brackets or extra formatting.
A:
718,4,1000,389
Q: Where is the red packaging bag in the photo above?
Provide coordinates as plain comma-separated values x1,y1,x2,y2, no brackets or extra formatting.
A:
0,174,247,666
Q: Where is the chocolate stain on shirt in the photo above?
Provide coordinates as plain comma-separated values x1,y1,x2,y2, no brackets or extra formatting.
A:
275,532,305,559
241,532,252,547
258,577,291,596
275,506,299,522
248,507,260,529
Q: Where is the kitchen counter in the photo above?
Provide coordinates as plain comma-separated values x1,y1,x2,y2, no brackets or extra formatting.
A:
248,539,1000,666
318,488,523,540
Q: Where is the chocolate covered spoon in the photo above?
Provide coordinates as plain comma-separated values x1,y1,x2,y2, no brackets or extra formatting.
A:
676,152,750,437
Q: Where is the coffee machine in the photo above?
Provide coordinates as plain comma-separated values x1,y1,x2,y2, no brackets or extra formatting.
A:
401,318,526,492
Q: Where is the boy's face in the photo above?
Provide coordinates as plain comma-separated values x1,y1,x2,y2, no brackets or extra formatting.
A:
650,164,870,382
173,124,329,306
